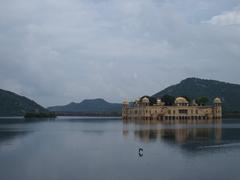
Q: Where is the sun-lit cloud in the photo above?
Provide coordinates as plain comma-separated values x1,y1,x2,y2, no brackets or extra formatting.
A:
206,9,240,25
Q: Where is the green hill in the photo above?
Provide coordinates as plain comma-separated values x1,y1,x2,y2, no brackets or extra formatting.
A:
48,98,122,114
0,89,47,116
152,78,240,113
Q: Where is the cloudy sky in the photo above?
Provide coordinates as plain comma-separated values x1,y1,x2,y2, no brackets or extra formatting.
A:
1,0,240,107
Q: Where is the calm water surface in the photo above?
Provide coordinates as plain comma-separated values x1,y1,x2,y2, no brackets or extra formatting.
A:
0,117,240,180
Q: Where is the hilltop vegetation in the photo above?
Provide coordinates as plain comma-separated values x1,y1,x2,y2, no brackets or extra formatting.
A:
153,78,240,112
0,89,47,116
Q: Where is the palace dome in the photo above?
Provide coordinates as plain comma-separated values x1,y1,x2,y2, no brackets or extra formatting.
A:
142,97,150,103
214,97,222,104
175,97,189,104
157,99,162,104
123,100,129,105
192,100,198,106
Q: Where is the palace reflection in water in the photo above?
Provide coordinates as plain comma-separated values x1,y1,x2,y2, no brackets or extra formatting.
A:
123,119,224,151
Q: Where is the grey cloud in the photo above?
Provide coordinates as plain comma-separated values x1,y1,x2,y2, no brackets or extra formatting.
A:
0,0,240,106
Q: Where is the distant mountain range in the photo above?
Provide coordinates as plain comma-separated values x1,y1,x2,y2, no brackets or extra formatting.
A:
49,78,240,114
0,89,47,116
48,98,122,114
153,78,240,112
1,77,240,116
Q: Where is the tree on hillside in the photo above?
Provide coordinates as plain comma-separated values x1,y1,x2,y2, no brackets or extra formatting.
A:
181,96,191,102
161,95,175,106
196,96,209,106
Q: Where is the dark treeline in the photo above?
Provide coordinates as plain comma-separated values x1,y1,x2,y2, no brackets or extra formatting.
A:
56,111,121,117
24,112,57,118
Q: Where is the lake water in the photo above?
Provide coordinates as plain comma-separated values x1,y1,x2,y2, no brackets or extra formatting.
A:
0,117,240,180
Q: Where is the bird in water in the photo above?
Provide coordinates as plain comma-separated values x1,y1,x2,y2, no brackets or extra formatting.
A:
139,148,143,157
